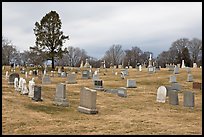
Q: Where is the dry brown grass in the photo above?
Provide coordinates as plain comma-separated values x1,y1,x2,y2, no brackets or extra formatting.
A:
2,67,202,135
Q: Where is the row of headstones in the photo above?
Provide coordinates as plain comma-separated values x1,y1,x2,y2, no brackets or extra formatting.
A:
156,86,195,107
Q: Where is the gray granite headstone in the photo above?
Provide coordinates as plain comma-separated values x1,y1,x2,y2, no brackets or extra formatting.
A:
32,85,43,101
54,83,69,106
165,86,172,97
82,70,90,79
127,79,137,88
8,73,19,85
168,90,179,105
66,73,77,84
187,74,193,82
105,89,118,94
117,87,127,97
42,75,51,84
148,66,154,73
92,74,99,81
169,75,177,83
183,91,194,107
173,66,179,74
78,87,98,114
171,83,181,91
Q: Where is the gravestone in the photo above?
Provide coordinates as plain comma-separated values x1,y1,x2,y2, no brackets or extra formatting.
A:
84,59,90,68
29,70,33,75
183,91,194,107
8,73,19,85
173,66,179,74
66,73,77,84
21,78,29,95
171,83,181,91
25,71,28,78
169,75,177,83
168,90,179,105
61,72,67,77
28,78,35,98
58,68,62,77
18,77,24,92
192,82,201,90
82,70,90,79
14,77,19,91
32,85,43,101
120,71,125,79
168,65,174,71
193,63,197,68
105,89,118,94
177,64,181,68
51,71,54,77
165,86,172,97
127,79,136,88
117,87,127,97
156,86,167,103
148,66,154,73
93,79,104,91
139,65,142,72
187,74,193,82
42,75,51,84
181,60,185,68
92,74,99,81
118,65,122,69
78,87,98,114
54,83,69,106
5,71,9,80
121,69,128,76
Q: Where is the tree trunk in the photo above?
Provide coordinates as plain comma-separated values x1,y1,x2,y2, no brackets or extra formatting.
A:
52,56,54,70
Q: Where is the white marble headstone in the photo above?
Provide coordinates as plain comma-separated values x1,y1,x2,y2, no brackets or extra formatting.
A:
14,77,19,91
156,86,167,103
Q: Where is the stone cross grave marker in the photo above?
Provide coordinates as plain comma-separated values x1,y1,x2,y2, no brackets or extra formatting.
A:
78,87,98,114
156,86,167,103
54,83,69,106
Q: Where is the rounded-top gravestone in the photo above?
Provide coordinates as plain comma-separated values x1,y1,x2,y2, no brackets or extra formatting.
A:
156,86,167,103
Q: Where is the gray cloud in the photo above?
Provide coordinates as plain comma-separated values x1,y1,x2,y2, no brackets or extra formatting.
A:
2,2,202,59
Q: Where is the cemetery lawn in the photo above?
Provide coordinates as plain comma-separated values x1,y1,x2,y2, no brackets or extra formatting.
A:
2,67,202,135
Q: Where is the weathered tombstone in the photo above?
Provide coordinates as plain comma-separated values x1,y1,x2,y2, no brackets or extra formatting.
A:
156,86,167,103
61,72,67,77
121,69,128,76
173,66,179,74
92,74,99,81
80,60,84,68
127,79,136,88
82,70,90,79
54,83,69,106
8,73,19,85
117,87,127,97
187,74,193,82
105,88,118,94
171,83,181,91
168,90,179,105
93,79,104,91
168,65,174,71
18,77,24,92
5,71,9,80
139,65,142,72
148,66,154,73
21,79,29,95
169,75,177,83
42,75,51,84
181,60,185,68
32,85,43,101
14,77,19,91
193,63,197,68
84,59,90,68
78,87,98,114
192,82,202,90
66,73,77,84
28,79,35,98
183,91,194,107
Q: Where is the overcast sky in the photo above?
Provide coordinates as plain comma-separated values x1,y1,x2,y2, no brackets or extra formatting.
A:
2,2,202,59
